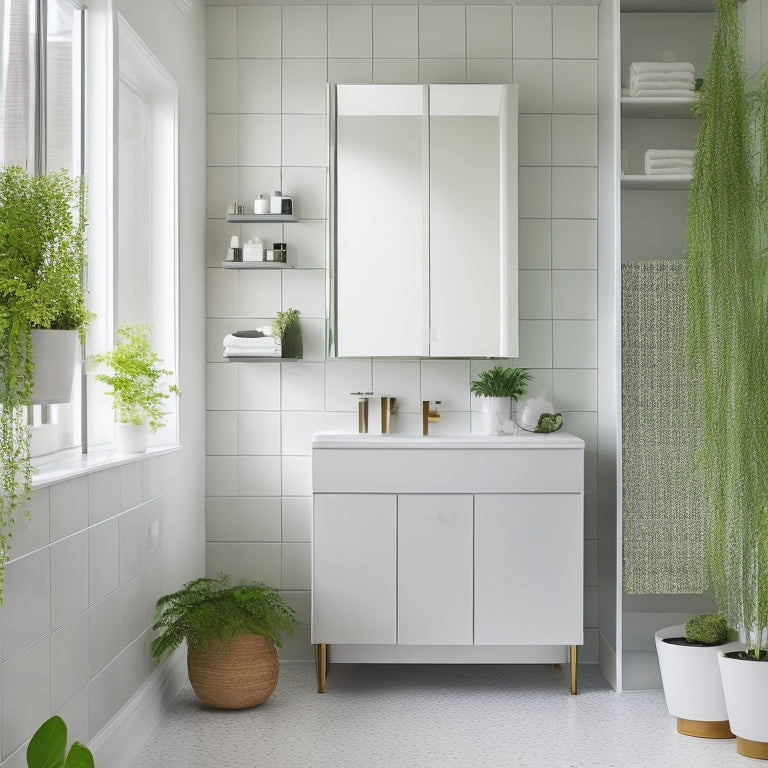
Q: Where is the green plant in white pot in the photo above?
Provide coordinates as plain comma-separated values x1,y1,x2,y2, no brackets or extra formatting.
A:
0,166,91,602
470,365,531,435
92,324,179,453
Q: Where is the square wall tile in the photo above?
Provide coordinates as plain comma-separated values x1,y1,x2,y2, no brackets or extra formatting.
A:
207,114,236,167
282,496,311,542
282,456,312,496
141,460,162,502
372,360,421,414
518,114,551,166
236,542,281,585
281,411,326,456
513,59,552,113
237,410,281,455
518,167,551,219
120,575,146,647
237,269,281,319
553,6,598,60
207,361,238,411
51,531,89,628
281,362,325,411
282,269,325,318
237,59,281,113
237,497,282,542
565,411,598,454
283,220,326,268
325,359,372,411
119,632,151,707
207,59,237,114
419,6,465,59
51,613,89,712
237,456,281,496
518,270,552,320
207,267,238,318
282,590,311,624
282,59,328,114
89,593,120,677
552,115,597,167
206,542,237,578
553,320,597,368
327,59,372,85
419,59,466,84
2,548,50,660
237,114,281,167
119,506,145,585
282,542,310,590
208,318,238,363
516,320,553,369
206,166,237,219
238,362,281,411
205,497,238,541
466,59,513,84
281,167,327,220
207,6,236,59
206,456,238,498
374,58,418,84
552,219,597,269
553,59,598,114
50,477,88,542
282,6,327,58
120,463,142,513
12,489,49,558
553,368,598,412
89,468,121,525
237,6,281,58
237,167,282,211
207,410,237,455
207,218,239,268
420,359,471,412
552,270,597,320
513,5,552,59
552,167,597,219
373,5,418,58
89,659,121,736
282,114,326,167
299,317,326,362
329,5,372,59
467,6,511,59
518,219,551,270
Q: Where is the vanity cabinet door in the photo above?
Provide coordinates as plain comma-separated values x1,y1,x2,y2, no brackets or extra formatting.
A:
474,494,583,645
312,493,397,644
397,494,474,645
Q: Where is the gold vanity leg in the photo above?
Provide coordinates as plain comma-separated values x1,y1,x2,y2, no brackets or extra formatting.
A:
570,645,577,695
315,643,327,694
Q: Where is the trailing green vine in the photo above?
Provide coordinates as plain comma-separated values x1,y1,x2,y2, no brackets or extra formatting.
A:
685,0,768,658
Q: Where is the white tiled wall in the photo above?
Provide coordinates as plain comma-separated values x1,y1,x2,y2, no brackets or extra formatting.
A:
0,460,164,764
205,2,600,663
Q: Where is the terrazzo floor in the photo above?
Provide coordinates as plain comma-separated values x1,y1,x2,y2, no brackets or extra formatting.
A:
128,663,746,768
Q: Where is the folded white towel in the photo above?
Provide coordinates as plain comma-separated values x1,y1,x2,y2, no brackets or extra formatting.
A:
645,167,693,176
646,157,694,167
630,80,694,95
223,334,280,350
630,61,695,76
631,89,697,98
645,149,695,160
223,347,282,358
631,70,696,83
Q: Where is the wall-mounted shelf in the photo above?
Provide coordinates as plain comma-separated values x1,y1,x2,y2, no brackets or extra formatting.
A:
225,213,297,223
221,261,294,269
621,174,691,190
620,97,697,119
224,356,300,362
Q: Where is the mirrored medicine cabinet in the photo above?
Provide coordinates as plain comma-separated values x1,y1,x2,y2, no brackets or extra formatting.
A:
329,83,519,358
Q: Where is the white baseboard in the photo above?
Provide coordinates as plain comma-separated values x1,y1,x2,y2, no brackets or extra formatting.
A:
89,648,188,768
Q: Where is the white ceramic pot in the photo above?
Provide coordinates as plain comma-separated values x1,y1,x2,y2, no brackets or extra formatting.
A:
719,651,768,758
655,625,737,738
30,328,78,405
115,422,149,454
478,396,510,435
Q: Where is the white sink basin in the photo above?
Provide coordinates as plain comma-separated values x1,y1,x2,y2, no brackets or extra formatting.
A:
312,431,582,450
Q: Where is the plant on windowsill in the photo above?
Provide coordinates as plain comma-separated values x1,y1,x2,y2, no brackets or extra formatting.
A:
684,0,768,757
91,323,179,454
470,365,531,435
0,165,91,603
27,715,94,768
272,307,303,359
151,573,297,709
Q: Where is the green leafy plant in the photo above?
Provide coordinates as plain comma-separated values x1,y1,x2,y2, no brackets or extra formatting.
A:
535,413,563,434
92,324,179,430
684,614,730,646
470,365,532,400
27,716,94,768
272,307,303,359
151,573,296,663
685,0,768,660
0,166,90,603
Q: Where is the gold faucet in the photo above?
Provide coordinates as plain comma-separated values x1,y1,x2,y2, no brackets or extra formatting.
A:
353,393,397,434
422,400,441,436
380,396,397,434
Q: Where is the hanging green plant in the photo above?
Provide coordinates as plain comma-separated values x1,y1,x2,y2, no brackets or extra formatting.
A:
685,0,768,660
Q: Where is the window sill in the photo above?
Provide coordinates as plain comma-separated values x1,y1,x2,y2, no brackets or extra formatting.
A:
31,444,182,490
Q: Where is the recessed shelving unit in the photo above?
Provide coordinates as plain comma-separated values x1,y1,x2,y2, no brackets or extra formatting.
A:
221,261,294,269
621,174,691,190
225,213,297,223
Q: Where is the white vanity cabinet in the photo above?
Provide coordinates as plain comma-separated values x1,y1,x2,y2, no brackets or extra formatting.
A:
311,433,585,693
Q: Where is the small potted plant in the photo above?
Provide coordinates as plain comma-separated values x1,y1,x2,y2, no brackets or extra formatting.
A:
91,323,179,453
470,365,531,434
151,573,297,709
272,307,303,359
655,614,736,739
27,715,94,768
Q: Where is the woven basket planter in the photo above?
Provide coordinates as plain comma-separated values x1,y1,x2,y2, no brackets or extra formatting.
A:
187,634,279,709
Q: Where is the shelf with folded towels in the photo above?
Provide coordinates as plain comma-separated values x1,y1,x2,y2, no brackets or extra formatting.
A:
221,261,294,269
621,174,691,190
620,96,697,119
225,214,297,223
224,357,300,362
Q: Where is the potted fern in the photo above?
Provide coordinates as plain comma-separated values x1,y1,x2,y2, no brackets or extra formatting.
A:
91,323,179,453
151,573,296,709
470,365,531,434
685,0,768,758
272,307,303,359
0,166,90,603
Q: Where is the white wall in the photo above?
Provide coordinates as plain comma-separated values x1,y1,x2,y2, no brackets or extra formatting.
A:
204,2,601,663
0,0,207,764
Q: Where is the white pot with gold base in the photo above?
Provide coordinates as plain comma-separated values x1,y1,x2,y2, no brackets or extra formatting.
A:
719,651,768,759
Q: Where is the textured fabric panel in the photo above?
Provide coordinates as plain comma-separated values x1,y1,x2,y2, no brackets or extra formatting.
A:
621,260,707,594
